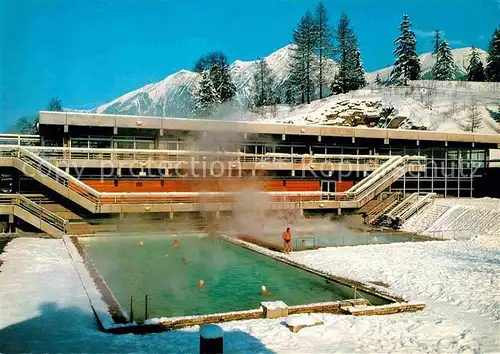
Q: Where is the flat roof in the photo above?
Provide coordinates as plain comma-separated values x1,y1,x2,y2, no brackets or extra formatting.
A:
39,111,500,147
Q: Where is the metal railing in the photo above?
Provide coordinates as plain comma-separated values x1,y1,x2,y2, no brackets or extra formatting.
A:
365,193,401,224
12,145,393,167
0,146,426,210
0,194,68,232
397,193,436,222
0,134,40,146
387,193,419,218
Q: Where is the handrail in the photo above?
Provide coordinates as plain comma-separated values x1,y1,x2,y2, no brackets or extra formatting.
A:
0,134,40,146
0,194,68,232
3,145,393,166
0,146,426,210
398,193,436,221
387,193,419,218
347,157,401,194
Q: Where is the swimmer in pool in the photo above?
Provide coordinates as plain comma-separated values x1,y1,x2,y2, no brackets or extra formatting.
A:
261,285,272,296
198,280,205,288
181,256,188,265
173,240,180,248
282,227,292,254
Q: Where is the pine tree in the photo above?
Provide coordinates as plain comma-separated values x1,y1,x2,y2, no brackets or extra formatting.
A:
431,30,441,78
467,47,486,81
432,30,442,55
210,64,236,103
434,39,454,80
47,97,63,111
284,84,296,105
485,27,500,82
192,70,219,117
390,14,421,85
193,52,235,102
8,115,38,134
252,59,277,107
331,13,366,93
314,2,333,99
464,96,482,133
289,11,317,104
375,73,382,85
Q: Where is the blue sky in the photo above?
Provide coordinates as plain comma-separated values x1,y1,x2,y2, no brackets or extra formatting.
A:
1,0,499,131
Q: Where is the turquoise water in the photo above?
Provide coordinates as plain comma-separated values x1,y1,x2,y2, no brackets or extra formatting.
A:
80,234,388,321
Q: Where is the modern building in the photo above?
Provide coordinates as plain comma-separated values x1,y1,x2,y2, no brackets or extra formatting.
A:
0,110,499,237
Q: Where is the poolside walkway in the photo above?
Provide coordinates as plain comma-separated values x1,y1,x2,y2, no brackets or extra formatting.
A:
0,235,499,353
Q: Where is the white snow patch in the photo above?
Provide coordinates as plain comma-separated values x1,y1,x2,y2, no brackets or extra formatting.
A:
1,234,499,353
285,314,321,327
261,301,287,311
403,197,500,241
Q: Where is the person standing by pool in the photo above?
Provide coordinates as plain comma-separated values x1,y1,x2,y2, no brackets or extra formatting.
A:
282,227,292,254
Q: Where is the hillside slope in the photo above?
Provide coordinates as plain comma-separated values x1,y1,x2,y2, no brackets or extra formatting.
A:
94,45,337,117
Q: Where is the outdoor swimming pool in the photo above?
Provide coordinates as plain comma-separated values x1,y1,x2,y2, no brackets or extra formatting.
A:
80,233,388,322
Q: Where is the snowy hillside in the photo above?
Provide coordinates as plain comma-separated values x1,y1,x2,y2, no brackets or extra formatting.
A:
366,47,488,83
95,70,198,117
94,45,337,117
89,45,496,135
254,86,500,134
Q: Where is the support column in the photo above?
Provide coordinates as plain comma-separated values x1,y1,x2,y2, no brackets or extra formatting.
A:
337,208,342,215
8,214,14,233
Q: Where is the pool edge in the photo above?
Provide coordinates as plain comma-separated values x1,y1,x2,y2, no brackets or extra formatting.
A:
218,233,406,304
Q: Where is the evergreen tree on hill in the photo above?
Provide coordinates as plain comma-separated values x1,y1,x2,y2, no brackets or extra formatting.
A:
431,30,441,78
434,39,454,80
390,14,420,85
290,11,317,104
331,13,366,93
7,115,38,134
252,59,277,107
192,70,219,117
193,52,235,102
467,47,486,82
314,2,334,99
432,30,442,56
47,97,63,111
8,96,63,134
375,73,382,85
485,27,500,82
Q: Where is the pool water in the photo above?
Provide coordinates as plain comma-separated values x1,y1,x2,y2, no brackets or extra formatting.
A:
80,234,388,321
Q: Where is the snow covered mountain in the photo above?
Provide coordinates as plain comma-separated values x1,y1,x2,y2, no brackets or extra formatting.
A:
92,46,488,118
94,45,337,117
366,47,488,83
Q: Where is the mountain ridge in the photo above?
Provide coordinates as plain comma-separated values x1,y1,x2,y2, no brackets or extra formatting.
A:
91,46,488,118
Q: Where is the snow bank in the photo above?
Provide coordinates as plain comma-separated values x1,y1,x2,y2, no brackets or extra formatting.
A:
285,314,321,327
1,235,499,353
403,197,500,241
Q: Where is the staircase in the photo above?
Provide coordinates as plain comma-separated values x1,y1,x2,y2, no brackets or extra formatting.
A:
0,194,68,237
0,146,426,212
364,192,401,225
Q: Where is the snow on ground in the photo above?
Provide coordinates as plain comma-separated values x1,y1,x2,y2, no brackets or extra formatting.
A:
254,85,500,134
403,197,500,239
1,235,499,353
